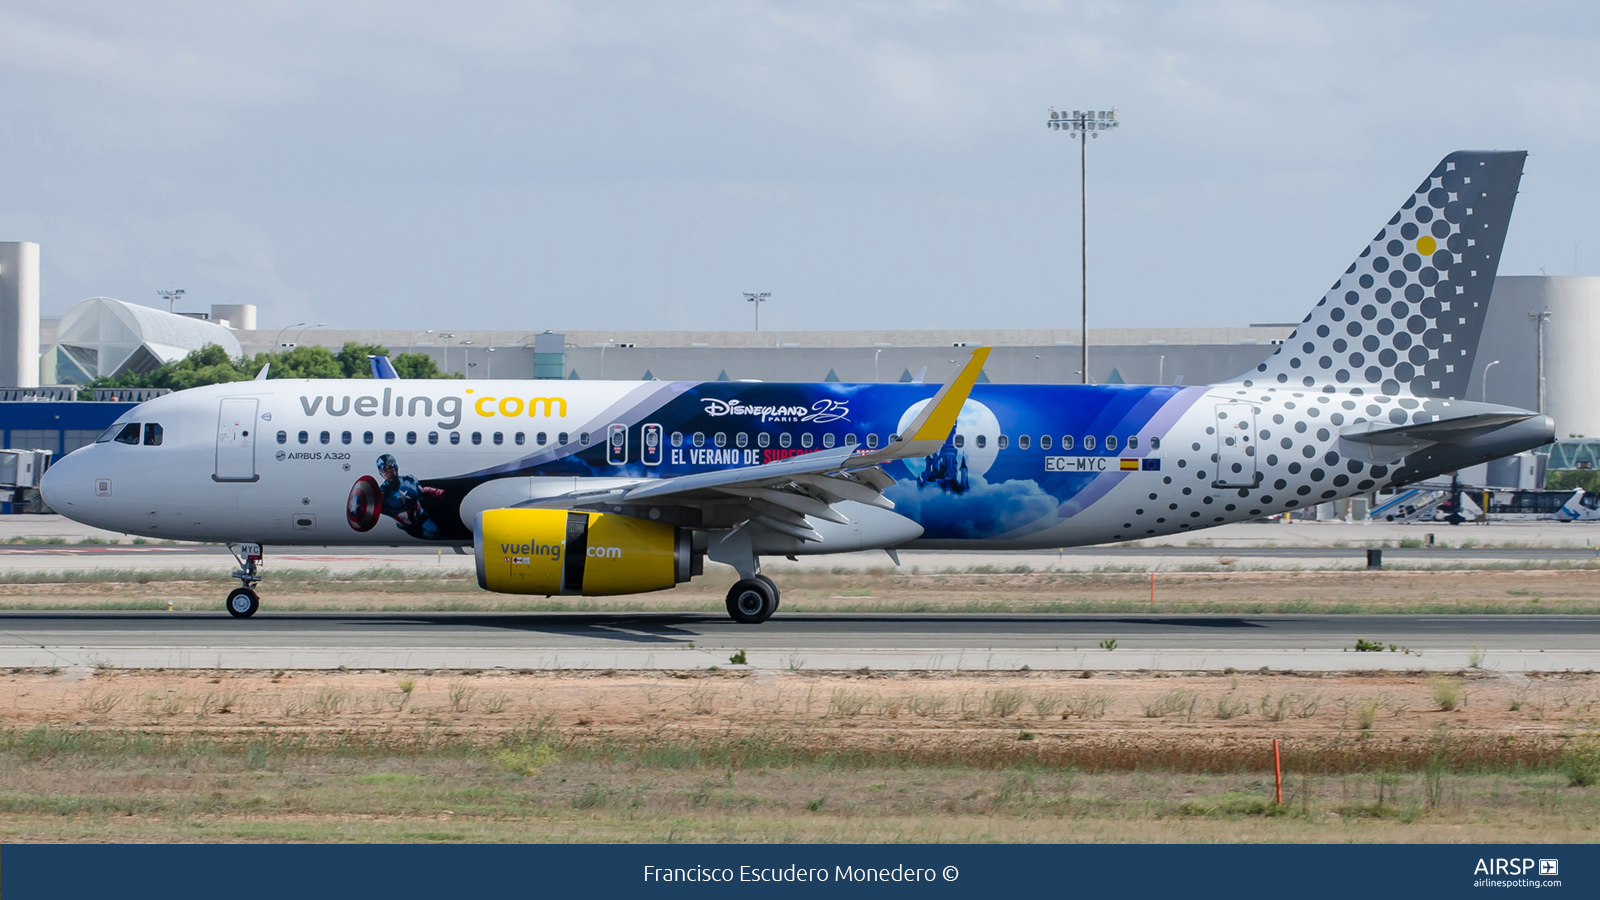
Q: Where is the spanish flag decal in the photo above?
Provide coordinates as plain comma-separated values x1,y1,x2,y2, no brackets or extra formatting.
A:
1119,458,1139,471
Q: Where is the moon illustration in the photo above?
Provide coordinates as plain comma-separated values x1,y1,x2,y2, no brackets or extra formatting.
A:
896,398,1002,479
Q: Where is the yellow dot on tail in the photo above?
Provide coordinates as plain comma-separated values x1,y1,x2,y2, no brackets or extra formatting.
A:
1416,235,1437,255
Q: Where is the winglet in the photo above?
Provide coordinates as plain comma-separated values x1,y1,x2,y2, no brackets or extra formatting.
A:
254,363,270,381
855,347,989,465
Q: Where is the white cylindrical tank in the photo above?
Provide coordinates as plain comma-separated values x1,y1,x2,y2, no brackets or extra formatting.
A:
0,242,40,388
210,303,257,330
1535,277,1600,440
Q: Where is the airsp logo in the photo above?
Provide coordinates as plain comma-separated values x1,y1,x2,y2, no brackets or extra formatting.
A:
1540,860,1559,876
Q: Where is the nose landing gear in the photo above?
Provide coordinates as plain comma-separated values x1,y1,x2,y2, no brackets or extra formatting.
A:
225,542,263,619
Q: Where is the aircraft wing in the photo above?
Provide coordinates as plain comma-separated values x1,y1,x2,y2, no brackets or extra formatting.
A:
526,348,990,541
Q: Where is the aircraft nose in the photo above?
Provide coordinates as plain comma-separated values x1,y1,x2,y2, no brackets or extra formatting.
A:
39,449,83,513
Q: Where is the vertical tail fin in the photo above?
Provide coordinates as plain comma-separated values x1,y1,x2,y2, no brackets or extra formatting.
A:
1239,151,1526,399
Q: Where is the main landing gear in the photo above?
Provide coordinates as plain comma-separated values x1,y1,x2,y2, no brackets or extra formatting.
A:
726,575,781,624
225,542,263,619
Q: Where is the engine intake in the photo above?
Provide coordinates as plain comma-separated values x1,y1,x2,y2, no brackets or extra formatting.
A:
475,508,697,596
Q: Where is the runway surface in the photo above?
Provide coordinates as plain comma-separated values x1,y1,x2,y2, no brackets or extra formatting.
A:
3,611,1596,673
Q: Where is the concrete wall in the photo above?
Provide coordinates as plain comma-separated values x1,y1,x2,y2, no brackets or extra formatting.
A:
0,243,39,388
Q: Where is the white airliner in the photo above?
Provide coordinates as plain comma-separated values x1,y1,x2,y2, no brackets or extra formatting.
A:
41,151,1552,623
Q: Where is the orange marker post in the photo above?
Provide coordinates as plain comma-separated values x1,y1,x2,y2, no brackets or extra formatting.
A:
1273,739,1283,806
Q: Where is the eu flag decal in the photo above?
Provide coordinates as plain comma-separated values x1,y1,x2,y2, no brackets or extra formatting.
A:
1141,458,1161,471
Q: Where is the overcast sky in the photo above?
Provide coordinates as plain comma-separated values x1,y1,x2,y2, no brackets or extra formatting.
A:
2,2,1596,334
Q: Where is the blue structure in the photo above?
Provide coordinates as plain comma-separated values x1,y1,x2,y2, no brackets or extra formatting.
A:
0,401,137,459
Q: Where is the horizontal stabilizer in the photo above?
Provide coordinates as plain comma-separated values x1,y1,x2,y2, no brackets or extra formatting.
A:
1340,411,1534,446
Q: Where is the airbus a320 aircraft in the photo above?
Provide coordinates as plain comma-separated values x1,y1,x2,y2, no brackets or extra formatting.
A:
41,151,1553,623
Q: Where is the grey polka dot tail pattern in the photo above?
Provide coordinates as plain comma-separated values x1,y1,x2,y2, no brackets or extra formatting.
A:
1238,151,1526,400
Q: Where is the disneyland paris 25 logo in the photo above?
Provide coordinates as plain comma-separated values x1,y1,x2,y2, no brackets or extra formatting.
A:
701,398,850,424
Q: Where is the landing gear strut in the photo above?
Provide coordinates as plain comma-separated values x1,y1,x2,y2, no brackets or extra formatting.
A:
726,577,779,624
226,542,263,619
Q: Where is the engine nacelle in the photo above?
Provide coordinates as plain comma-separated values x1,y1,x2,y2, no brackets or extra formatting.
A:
475,508,697,596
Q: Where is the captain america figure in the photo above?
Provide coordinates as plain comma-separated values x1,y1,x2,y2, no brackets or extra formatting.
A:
376,453,444,539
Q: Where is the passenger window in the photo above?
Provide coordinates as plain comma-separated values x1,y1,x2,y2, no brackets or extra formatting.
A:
385,432,396,445
514,432,525,445
320,431,331,445
143,423,163,446
822,434,835,448
579,433,589,445
954,435,965,448
1061,435,1074,450
1084,435,1096,451
1128,436,1139,449
800,433,813,448
363,431,374,445
1040,435,1052,450
559,432,569,445
537,432,547,446
976,435,987,449
736,432,749,448
757,433,770,448
671,432,683,447
298,431,309,445
779,433,792,448
1019,435,1030,450
493,432,503,445
471,432,482,445
341,431,352,445
844,434,857,446
714,433,726,448
693,432,705,447
889,433,899,443
997,435,1008,450
407,432,418,445
1106,435,1118,451
277,431,287,445
866,434,879,449
449,432,461,445
1150,436,1161,449
428,432,439,445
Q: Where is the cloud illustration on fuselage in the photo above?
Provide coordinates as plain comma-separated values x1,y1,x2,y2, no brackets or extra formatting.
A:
885,474,1057,541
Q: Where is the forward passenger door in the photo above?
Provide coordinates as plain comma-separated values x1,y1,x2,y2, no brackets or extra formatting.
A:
214,398,260,482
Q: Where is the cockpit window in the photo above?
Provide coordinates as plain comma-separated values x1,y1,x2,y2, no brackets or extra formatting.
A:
143,423,163,446
113,423,141,445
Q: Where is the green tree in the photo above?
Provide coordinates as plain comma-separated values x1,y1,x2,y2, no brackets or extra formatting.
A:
89,344,252,392
270,345,343,379
84,342,463,391
335,342,394,378
391,351,458,379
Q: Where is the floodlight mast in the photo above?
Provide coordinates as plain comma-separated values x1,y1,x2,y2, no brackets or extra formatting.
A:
158,289,186,315
744,292,771,331
1046,107,1119,384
